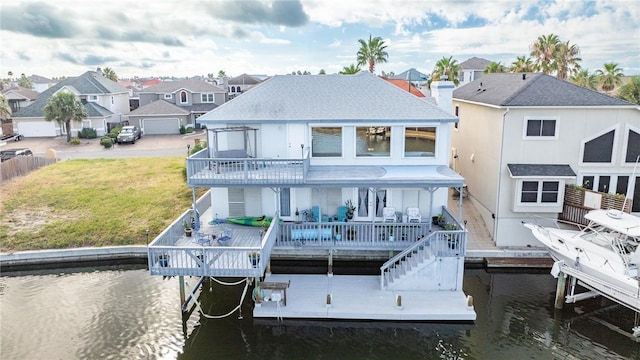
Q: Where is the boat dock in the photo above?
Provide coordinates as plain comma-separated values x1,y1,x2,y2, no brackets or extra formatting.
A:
253,274,475,321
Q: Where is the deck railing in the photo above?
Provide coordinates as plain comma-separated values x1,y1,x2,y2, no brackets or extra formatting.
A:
186,154,309,186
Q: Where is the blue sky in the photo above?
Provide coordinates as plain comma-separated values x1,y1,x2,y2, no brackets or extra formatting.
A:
1,0,638,79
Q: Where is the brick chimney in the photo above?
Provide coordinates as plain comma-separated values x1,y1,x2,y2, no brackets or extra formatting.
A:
430,80,455,115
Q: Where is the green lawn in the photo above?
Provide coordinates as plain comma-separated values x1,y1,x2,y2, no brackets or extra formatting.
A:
0,157,196,252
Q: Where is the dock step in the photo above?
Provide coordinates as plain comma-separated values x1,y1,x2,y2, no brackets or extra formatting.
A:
484,257,553,269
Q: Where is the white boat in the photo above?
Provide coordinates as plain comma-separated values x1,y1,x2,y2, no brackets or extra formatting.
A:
524,209,640,314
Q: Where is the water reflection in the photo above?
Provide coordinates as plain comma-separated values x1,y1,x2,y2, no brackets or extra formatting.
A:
1,267,638,359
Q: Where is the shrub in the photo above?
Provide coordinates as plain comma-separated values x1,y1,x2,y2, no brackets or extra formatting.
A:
100,136,114,148
190,141,207,155
109,126,123,140
186,127,194,133
69,137,81,145
179,125,187,134
77,128,97,139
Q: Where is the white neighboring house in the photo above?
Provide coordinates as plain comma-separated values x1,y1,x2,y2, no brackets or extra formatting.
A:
29,74,56,93
451,72,640,247
2,86,38,114
12,71,129,137
457,57,491,87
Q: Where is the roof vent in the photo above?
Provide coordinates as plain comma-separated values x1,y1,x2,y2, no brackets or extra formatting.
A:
522,73,526,80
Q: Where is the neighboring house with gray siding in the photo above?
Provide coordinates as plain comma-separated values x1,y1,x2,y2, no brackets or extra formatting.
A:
458,57,491,87
451,72,640,247
12,71,129,137
135,79,227,134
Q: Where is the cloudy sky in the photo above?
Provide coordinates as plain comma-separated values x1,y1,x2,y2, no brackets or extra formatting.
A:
1,0,638,80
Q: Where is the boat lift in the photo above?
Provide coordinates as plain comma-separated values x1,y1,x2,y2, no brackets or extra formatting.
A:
550,260,640,337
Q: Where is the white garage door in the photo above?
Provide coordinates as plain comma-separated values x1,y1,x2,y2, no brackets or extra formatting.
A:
143,118,180,135
17,121,57,137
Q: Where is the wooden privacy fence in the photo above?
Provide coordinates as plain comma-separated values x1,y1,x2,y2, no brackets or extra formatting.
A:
560,185,632,226
0,156,57,182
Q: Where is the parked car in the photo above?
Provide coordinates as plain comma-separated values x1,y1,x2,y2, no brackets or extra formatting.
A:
0,148,33,162
116,126,142,144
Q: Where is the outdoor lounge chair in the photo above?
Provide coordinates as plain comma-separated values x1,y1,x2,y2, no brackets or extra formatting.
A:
312,206,328,222
406,207,422,223
336,206,348,222
382,207,396,222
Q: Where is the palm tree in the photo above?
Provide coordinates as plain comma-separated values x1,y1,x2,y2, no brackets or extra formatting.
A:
44,92,88,142
102,67,118,82
17,74,33,89
530,33,560,75
569,69,598,89
356,34,389,73
555,41,581,80
339,64,361,75
596,63,624,94
217,70,227,78
431,56,461,86
615,76,640,105
510,56,537,72
0,93,12,119
484,61,506,74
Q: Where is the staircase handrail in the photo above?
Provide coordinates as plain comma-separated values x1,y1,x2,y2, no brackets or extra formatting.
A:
380,232,435,289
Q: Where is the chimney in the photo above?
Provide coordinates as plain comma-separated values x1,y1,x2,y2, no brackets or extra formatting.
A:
430,80,455,115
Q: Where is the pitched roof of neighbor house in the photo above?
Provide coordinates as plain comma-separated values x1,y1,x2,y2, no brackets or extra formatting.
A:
13,71,127,118
391,68,429,82
129,100,190,116
141,79,162,88
200,72,456,123
141,79,226,93
453,73,634,107
382,78,425,97
459,57,491,70
2,86,39,100
29,74,54,84
85,102,113,117
228,73,262,85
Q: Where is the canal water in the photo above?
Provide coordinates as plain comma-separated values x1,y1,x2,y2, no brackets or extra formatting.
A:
1,266,638,359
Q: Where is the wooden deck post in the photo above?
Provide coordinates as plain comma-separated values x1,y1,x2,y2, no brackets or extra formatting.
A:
179,276,186,308
554,272,567,309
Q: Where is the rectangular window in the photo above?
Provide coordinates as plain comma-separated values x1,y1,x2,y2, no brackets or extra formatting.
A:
201,93,214,103
617,176,629,195
520,180,560,204
526,119,556,137
88,95,98,102
356,126,390,157
598,176,610,193
583,176,594,190
404,127,436,157
311,127,342,157
164,94,172,99
279,188,291,216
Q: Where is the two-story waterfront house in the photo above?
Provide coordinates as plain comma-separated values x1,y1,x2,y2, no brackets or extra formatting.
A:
148,72,474,320
452,73,640,247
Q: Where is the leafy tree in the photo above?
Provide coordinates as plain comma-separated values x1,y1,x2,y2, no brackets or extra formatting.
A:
102,67,118,81
615,76,640,105
318,69,326,75
510,56,536,72
0,93,12,119
430,56,461,85
530,33,560,75
291,70,311,75
44,91,88,142
555,41,581,80
356,34,389,73
381,70,396,77
569,69,598,89
217,70,227,77
484,61,506,74
596,63,624,94
339,64,361,75
18,73,33,88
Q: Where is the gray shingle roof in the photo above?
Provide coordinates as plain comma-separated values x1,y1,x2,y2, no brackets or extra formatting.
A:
391,68,429,81
199,72,456,123
454,73,634,107
29,74,53,84
85,102,113,117
507,164,576,177
2,86,39,99
140,79,225,93
228,73,262,85
459,57,491,70
129,100,190,116
13,71,128,118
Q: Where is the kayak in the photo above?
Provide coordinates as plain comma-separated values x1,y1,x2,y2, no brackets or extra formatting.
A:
226,216,273,227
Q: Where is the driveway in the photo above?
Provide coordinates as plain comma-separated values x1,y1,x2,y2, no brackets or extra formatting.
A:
0,132,206,159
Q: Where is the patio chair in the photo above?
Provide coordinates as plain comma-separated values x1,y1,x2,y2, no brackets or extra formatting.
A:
312,206,328,222
382,207,396,222
336,206,348,222
406,207,422,223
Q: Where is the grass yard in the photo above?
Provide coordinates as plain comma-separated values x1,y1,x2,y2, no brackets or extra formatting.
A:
0,157,196,252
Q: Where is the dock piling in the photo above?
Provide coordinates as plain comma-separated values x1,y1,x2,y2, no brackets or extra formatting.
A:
554,272,567,309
